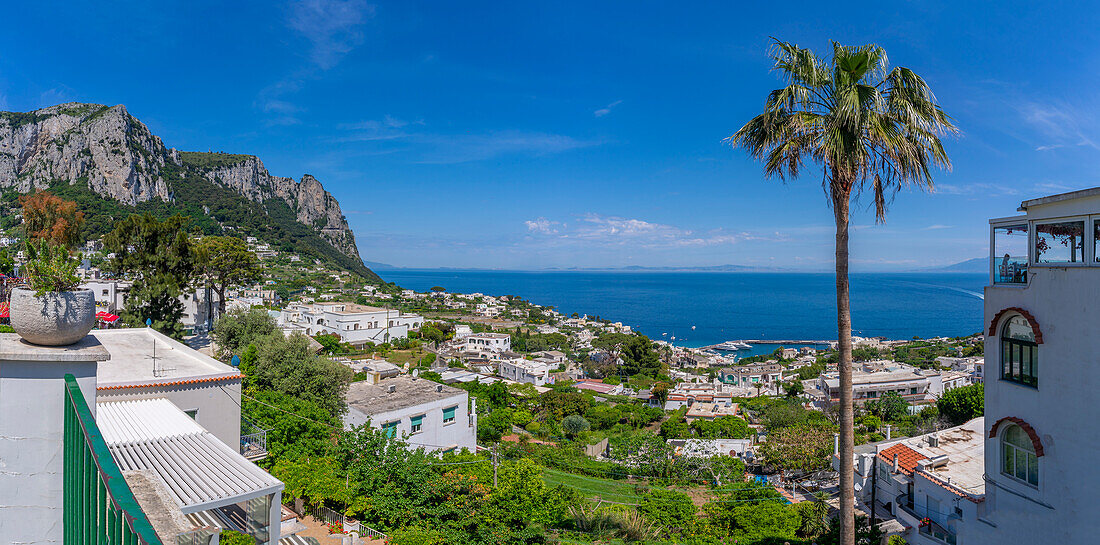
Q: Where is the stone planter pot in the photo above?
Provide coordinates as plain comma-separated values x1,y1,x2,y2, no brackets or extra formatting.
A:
9,288,96,346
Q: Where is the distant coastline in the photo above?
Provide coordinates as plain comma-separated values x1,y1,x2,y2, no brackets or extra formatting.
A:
366,257,988,275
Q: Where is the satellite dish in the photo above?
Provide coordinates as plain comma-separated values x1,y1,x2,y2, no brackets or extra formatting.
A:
412,369,420,377
230,355,241,367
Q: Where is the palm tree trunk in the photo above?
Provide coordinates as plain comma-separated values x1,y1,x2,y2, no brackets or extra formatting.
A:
834,189,856,545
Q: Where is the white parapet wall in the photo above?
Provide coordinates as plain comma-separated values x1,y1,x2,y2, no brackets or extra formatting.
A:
0,333,109,545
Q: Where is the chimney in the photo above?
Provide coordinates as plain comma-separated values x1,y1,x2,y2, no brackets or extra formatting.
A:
833,433,839,455
885,424,892,441
436,384,443,392
387,384,396,393
893,453,899,473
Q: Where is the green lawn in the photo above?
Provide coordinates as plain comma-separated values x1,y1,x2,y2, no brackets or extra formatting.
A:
541,468,647,503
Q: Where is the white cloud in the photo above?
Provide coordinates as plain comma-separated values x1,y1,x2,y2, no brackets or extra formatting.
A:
594,99,623,118
288,0,375,70
525,213,784,249
524,218,560,234
922,224,953,230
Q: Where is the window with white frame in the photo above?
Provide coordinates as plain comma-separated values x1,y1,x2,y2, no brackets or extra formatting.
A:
1034,220,1085,263
1001,424,1039,486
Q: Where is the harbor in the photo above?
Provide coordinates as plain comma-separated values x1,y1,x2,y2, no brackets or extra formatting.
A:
701,339,836,351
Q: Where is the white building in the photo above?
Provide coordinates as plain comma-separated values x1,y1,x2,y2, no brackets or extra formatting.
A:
816,363,944,406
81,278,131,313
838,418,986,545
0,328,283,544
279,302,423,346
974,187,1100,543
343,376,477,453
464,332,511,353
719,363,785,388
497,357,552,386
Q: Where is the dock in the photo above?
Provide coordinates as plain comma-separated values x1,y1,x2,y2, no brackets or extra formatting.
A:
700,339,835,350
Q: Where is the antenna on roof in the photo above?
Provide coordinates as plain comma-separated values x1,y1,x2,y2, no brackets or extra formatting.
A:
147,319,162,377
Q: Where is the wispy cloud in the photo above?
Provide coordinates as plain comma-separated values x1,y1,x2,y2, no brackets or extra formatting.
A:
922,224,953,230
935,182,1020,197
288,0,375,70
416,131,598,163
336,122,602,162
255,0,375,125
1031,181,1083,194
594,99,623,118
1016,101,1100,152
38,86,75,108
336,115,422,141
525,213,785,249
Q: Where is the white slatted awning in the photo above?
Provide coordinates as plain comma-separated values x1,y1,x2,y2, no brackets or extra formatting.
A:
98,398,283,514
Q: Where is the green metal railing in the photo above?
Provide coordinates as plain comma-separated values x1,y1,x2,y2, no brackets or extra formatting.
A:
63,374,164,544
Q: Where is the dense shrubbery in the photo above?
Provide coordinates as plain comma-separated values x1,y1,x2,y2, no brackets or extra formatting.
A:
938,383,984,425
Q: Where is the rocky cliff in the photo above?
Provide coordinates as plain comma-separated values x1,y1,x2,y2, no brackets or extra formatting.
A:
0,102,365,270
194,156,359,258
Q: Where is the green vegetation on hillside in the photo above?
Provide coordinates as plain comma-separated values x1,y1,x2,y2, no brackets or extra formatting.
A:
179,151,253,169
1,159,378,280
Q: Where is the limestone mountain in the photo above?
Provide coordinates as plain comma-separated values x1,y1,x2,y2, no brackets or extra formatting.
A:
0,102,375,280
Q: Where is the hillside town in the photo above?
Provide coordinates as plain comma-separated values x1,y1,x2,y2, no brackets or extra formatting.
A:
0,185,998,545
1,12,1096,545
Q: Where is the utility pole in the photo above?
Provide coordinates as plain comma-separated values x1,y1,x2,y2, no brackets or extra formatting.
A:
870,454,878,526
492,443,499,487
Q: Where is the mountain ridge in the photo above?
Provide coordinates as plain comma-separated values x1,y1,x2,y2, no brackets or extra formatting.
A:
0,102,376,280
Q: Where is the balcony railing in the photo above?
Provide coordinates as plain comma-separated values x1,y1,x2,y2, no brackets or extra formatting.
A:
241,418,269,461
64,374,163,545
895,494,957,545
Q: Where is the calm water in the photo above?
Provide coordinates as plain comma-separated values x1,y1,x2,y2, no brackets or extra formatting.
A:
380,270,987,349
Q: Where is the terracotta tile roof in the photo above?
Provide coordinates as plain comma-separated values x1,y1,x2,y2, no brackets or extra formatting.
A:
97,374,243,391
917,471,984,503
877,443,925,475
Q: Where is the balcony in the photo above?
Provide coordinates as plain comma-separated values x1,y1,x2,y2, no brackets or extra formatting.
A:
895,494,957,545
241,417,270,461
63,374,164,544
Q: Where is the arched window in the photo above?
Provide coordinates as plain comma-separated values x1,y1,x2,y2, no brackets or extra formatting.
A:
1001,315,1038,387
1002,424,1039,486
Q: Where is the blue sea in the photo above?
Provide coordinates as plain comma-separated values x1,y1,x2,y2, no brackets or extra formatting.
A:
379,270,986,353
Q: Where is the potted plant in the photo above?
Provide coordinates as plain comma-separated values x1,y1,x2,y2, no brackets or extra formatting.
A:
9,240,94,346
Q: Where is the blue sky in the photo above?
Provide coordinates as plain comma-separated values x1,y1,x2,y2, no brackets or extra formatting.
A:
3,1,1100,270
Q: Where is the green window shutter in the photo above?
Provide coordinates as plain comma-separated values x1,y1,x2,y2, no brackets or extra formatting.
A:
443,407,456,421
382,421,397,438
411,415,424,427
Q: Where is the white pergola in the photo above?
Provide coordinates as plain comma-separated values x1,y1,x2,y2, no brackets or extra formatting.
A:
97,398,283,544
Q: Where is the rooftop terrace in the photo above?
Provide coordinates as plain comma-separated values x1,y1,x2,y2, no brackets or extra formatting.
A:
93,329,241,390
346,376,465,415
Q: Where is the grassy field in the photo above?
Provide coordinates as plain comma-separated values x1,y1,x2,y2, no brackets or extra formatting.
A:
541,468,648,504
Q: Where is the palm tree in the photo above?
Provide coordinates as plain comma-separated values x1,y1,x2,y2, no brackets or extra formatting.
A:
729,40,954,545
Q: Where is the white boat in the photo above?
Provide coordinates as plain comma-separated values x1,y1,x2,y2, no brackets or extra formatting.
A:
714,340,750,351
